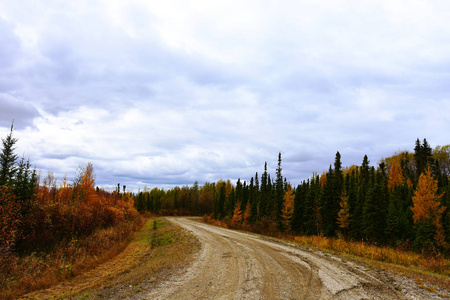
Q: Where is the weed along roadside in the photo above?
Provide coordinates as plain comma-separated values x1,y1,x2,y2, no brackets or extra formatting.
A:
18,217,200,300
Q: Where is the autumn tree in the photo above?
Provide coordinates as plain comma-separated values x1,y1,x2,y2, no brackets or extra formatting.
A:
337,190,351,237
281,184,294,232
411,168,446,251
388,160,404,191
231,201,242,227
0,186,20,248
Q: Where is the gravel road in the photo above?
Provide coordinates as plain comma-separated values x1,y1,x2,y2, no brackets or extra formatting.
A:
145,217,447,300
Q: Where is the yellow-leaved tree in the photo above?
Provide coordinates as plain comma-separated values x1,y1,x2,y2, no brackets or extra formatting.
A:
388,160,404,191
411,168,447,250
282,184,294,232
337,190,351,237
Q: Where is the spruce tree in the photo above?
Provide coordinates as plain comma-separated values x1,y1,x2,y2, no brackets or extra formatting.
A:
0,123,18,187
259,162,269,218
291,183,304,233
414,138,433,178
275,152,284,227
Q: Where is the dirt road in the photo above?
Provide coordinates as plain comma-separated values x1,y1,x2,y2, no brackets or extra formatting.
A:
145,217,446,300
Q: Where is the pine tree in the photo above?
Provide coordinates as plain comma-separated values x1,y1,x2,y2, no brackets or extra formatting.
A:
363,172,386,242
321,152,344,237
414,138,433,178
0,123,18,187
252,172,260,221
259,162,269,218
291,183,304,233
275,152,284,227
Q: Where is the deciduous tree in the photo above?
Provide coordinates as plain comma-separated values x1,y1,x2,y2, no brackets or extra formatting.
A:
411,168,446,250
281,184,294,232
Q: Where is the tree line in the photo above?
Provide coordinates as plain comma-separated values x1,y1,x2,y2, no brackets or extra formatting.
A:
2,122,449,254
136,139,450,253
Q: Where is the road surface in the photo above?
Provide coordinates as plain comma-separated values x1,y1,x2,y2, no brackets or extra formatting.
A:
144,217,444,300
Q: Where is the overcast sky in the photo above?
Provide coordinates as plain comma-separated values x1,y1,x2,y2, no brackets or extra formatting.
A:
1,0,449,191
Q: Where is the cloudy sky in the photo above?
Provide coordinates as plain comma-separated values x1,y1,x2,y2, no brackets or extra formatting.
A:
1,0,449,191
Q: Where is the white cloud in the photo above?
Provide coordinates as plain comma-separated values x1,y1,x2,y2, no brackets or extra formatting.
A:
0,0,449,190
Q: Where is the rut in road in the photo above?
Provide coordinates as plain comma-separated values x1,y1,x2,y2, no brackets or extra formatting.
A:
144,217,441,300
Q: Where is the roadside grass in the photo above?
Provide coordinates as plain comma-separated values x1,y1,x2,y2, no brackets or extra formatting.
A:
0,216,144,300
290,234,450,290
20,217,199,299
201,216,450,290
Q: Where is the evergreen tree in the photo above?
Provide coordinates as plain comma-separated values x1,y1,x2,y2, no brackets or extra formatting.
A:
291,183,304,233
259,162,269,218
363,171,386,242
414,138,433,178
215,183,226,219
275,152,284,227
235,178,243,211
243,202,251,225
0,123,18,187
321,152,344,236
13,156,37,216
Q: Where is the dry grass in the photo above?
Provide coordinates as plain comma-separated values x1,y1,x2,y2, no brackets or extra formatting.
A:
18,217,199,299
0,216,144,300
291,235,450,277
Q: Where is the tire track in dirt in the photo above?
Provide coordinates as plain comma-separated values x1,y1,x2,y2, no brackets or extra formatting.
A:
144,218,447,300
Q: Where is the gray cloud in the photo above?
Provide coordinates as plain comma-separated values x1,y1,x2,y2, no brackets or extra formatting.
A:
0,0,449,191
0,94,40,129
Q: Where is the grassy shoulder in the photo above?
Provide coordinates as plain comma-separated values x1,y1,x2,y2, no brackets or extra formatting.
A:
201,216,450,292
1,215,144,300
20,217,200,300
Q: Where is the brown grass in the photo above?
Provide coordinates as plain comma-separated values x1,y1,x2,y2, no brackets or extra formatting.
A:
0,216,144,300
18,217,199,299
291,235,450,277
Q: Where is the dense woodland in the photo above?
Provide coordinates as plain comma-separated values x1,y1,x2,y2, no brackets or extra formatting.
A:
135,139,450,254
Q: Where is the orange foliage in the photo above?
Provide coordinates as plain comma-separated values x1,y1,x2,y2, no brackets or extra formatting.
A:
231,202,242,227
21,164,138,250
319,172,327,188
0,187,20,248
282,184,294,231
411,168,445,225
388,160,404,191
337,191,351,231
343,165,357,177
